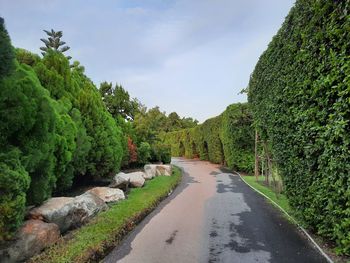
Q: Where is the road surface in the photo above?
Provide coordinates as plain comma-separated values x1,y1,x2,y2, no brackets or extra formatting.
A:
103,158,327,263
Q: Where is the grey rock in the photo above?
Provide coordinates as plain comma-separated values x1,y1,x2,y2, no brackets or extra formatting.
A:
0,220,60,263
87,187,125,203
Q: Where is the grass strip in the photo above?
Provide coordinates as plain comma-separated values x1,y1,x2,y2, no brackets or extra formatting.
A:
240,175,291,214
30,166,182,263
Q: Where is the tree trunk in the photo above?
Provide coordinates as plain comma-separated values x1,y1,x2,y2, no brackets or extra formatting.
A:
254,130,259,182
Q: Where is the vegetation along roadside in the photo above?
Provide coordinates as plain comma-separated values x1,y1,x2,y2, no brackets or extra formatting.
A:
29,166,182,263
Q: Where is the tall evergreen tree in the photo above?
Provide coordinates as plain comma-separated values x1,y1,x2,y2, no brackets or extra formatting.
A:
0,17,15,77
40,29,71,59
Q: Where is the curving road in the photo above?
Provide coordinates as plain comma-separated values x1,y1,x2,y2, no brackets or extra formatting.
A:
103,158,327,263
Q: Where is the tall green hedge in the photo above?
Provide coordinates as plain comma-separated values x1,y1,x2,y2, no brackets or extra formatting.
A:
164,103,254,172
248,0,350,255
221,103,254,172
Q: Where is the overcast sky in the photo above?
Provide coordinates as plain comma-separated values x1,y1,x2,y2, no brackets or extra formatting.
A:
0,0,295,122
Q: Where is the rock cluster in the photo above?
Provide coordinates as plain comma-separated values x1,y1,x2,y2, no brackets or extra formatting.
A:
0,164,172,263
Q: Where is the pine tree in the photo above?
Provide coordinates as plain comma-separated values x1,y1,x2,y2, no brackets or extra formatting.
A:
40,29,71,59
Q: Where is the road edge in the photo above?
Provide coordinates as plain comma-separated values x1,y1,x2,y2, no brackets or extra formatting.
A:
233,171,334,263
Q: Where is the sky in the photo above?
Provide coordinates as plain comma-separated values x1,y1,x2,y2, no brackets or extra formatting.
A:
0,0,295,122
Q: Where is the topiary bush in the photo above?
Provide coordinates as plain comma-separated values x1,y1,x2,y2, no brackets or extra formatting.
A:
248,0,350,255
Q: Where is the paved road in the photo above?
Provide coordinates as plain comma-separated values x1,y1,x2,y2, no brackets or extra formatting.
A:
103,158,327,263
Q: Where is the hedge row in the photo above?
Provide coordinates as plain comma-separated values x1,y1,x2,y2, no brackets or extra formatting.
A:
163,103,254,173
248,0,350,254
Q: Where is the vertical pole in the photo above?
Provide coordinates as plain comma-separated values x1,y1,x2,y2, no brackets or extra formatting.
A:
254,130,259,182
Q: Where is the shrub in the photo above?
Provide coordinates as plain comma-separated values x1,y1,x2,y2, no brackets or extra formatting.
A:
137,142,151,165
127,137,137,164
15,48,41,67
151,143,171,164
0,149,30,241
0,64,57,205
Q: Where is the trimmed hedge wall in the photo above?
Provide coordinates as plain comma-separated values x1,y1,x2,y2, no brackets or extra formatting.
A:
221,103,254,172
163,103,254,173
248,0,350,255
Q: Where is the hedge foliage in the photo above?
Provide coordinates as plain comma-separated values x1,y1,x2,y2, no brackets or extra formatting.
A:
248,0,350,254
163,103,254,172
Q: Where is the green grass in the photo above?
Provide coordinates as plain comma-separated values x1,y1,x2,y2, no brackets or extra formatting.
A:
30,166,182,263
241,175,292,215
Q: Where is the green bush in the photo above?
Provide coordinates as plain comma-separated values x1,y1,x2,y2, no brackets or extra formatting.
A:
137,142,152,165
78,75,124,179
248,0,350,254
15,48,40,67
0,149,30,241
35,50,124,182
0,64,57,205
151,143,171,164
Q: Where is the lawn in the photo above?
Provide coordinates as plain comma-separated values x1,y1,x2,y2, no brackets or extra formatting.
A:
30,166,182,263
241,175,292,215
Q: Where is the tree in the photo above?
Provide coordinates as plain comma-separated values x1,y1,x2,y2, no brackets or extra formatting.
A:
165,112,182,132
133,106,167,144
99,82,139,120
181,117,198,129
0,17,15,78
40,29,71,59
75,72,124,180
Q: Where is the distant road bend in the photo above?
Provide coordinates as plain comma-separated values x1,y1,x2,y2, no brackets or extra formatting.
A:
103,158,327,263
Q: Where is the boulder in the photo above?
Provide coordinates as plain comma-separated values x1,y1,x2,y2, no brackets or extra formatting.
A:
87,187,125,203
28,197,74,222
109,172,130,191
61,192,108,231
117,172,145,188
127,172,146,187
144,164,157,179
0,220,60,263
28,193,107,233
144,164,172,178
155,165,172,176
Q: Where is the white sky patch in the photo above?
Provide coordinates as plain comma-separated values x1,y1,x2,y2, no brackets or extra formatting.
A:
0,0,295,121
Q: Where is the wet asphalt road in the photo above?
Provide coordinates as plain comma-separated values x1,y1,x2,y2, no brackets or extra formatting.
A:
103,158,327,263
